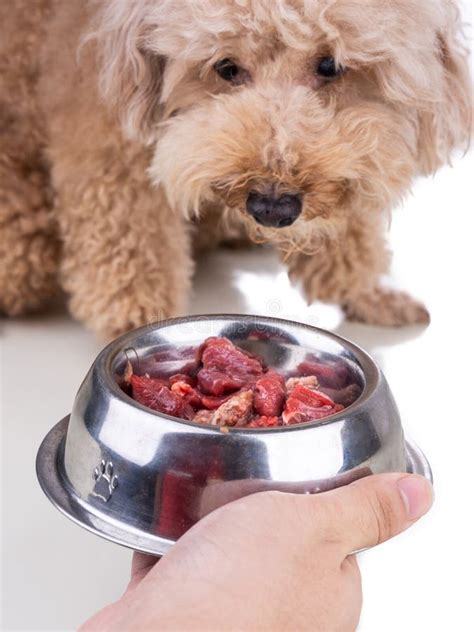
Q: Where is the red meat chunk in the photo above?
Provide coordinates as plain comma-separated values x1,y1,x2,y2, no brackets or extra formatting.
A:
282,384,343,425
200,393,235,410
285,375,319,393
169,373,196,387
254,371,286,417
200,337,264,376
197,368,246,396
196,337,264,395
131,375,194,420
130,374,160,407
170,381,202,409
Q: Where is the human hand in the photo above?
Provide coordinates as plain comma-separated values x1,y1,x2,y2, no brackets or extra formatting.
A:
81,473,433,632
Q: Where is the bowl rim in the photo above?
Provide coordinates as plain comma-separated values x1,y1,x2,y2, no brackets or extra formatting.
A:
94,314,381,434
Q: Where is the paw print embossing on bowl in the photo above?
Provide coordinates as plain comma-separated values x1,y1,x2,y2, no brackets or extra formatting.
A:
92,460,118,502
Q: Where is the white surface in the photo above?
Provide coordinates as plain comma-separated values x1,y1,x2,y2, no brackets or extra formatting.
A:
1,149,473,631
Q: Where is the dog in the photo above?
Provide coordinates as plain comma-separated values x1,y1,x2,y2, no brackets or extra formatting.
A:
0,0,471,338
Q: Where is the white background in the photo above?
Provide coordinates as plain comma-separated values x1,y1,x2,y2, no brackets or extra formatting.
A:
1,3,473,631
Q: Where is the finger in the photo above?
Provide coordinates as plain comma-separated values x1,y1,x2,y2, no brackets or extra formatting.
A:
315,473,433,554
128,552,161,589
342,554,359,573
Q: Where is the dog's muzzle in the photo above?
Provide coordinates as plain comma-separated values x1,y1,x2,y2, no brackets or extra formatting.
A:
246,191,302,228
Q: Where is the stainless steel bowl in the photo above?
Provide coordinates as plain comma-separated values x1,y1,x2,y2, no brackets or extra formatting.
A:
36,315,432,556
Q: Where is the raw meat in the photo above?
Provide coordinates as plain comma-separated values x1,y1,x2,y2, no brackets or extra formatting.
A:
122,337,348,428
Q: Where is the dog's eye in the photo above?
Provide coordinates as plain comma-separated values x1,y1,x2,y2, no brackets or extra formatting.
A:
213,58,244,84
316,56,345,79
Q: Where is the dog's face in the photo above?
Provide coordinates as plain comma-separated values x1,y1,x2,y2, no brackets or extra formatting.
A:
95,0,470,250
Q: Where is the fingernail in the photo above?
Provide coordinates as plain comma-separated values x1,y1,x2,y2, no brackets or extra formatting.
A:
397,475,434,521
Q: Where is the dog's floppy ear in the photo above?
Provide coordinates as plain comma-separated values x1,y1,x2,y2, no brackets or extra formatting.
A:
417,3,472,174
89,0,165,143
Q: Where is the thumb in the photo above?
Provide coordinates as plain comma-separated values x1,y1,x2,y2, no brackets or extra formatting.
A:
315,473,433,554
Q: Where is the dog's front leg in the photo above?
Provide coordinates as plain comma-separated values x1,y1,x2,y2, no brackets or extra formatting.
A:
285,220,430,327
53,144,192,339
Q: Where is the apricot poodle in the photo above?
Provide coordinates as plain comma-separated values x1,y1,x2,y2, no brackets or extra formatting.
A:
0,0,471,337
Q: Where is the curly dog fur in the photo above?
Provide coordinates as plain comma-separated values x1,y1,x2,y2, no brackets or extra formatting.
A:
0,0,471,337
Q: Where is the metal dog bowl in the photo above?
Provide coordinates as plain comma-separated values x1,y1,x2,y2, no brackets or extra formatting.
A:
36,314,432,556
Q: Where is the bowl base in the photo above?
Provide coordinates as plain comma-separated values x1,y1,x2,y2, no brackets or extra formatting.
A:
36,416,433,557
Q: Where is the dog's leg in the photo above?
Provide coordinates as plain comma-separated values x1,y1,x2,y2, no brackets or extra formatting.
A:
0,2,60,316
51,139,193,338
286,220,429,327
0,148,60,317
35,3,194,339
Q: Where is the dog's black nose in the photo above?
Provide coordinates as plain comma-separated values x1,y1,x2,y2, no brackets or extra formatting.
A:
246,191,302,228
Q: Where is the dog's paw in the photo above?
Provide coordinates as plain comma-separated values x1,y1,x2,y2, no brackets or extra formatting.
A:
343,287,430,327
81,295,178,342
92,459,118,502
